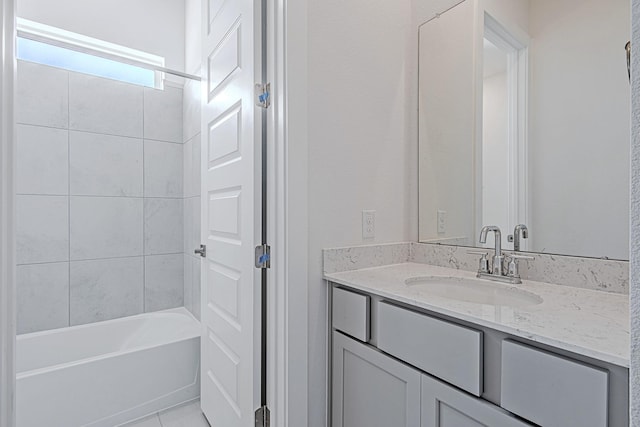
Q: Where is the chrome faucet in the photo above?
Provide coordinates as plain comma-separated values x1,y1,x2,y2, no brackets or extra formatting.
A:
508,224,529,251
479,226,504,276
472,225,534,284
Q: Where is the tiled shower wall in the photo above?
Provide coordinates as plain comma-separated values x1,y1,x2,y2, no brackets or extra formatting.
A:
16,60,185,334
182,0,202,321
182,78,202,320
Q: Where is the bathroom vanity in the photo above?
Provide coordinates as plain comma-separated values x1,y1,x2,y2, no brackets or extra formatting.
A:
325,261,629,427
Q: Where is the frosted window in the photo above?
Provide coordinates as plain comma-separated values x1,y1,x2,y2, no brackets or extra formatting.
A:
17,37,156,88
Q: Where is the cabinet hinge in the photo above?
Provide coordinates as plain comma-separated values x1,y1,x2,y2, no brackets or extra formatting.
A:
255,244,271,269
255,405,270,427
255,83,271,108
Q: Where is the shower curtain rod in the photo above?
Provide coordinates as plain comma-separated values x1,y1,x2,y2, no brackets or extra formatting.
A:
17,31,202,82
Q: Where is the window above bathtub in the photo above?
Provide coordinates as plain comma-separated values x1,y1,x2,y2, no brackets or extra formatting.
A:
16,18,165,89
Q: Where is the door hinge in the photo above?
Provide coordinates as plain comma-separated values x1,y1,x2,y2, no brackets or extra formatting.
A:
255,83,271,108
255,406,270,427
194,244,206,258
255,244,271,269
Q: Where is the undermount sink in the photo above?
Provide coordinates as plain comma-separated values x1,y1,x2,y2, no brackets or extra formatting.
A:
404,276,543,307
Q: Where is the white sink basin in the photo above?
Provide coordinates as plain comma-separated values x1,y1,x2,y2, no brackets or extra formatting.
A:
404,276,543,307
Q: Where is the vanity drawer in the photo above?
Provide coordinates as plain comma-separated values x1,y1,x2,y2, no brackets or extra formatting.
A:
332,287,370,342
501,340,608,427
377,301,482,396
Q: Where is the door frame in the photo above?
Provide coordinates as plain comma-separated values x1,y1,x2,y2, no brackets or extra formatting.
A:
473,6,529,249
268,0,309,425
0,0,16,426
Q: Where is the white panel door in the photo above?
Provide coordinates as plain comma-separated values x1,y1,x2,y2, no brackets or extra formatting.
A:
200,0,261,424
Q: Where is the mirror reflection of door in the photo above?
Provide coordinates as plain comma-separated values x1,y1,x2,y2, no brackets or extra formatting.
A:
478,15,529,252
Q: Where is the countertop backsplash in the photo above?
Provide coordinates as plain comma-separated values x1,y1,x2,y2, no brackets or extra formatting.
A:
323,242,629,295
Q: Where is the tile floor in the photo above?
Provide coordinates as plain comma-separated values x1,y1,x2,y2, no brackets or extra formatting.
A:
123,400,210,427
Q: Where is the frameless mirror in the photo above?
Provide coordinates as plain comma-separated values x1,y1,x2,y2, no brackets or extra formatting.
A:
418,0,630,260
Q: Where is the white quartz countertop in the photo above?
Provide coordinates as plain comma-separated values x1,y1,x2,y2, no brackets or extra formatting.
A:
324,263,629,367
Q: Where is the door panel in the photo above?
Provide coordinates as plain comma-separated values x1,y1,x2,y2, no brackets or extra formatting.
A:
200,0,261,424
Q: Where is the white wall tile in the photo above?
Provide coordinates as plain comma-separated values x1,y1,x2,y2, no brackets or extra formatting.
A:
70,197,143,260
17,262,70,334
70,131,143,197
183,254,194,315
145,254,184,312
144,140,183,197
183,133,201,198
182,198,194,255
190,197,201,254
183,138,193,197
144,198,183,255
69,72,143,138
17,61,69,128
16,124,69,195
16,195,69,264
191,134,201,197
183,254,201,320
144,85,183,143
182,77,201,143
70,257,144,325
192,256,201,321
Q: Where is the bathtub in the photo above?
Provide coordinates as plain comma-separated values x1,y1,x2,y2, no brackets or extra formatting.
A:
16,308,201,427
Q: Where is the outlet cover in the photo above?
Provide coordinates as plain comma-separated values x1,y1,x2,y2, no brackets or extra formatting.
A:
362,210,376,239
437,210,446,234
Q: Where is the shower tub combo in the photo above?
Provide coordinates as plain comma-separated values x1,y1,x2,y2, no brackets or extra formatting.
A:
16,308,201,427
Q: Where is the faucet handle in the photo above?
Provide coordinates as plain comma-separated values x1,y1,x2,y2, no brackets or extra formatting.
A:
504,253,533,279
467,250,490,274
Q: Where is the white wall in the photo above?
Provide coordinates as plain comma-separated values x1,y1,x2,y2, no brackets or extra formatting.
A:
17,0,185,72
306,0,415,424
529,0,630,259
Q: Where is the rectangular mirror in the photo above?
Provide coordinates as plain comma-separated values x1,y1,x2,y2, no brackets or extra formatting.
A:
418,0,630,260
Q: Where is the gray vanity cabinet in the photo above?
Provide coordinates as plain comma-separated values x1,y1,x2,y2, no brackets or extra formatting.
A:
329,284,626,427
421,375,531,427
332,331,421,427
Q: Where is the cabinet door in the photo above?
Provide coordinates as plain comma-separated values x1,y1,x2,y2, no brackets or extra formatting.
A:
421,374,531,427
332,331,420,427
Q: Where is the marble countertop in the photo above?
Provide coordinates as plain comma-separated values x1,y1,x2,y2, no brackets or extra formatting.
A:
325,262,629,367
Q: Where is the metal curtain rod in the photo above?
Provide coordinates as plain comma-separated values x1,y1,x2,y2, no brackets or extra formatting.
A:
17,31,202,82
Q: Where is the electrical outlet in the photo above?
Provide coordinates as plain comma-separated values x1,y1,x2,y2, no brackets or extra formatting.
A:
437,210,446,234
362,210,376,239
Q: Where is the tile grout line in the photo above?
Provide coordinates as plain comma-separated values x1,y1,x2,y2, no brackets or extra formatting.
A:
67,70,71,327
15,122,186,145
17,253,184,267
15,193,183,200
142,88,146,314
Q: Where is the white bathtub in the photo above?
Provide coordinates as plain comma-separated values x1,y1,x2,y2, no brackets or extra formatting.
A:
16,308,201,427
